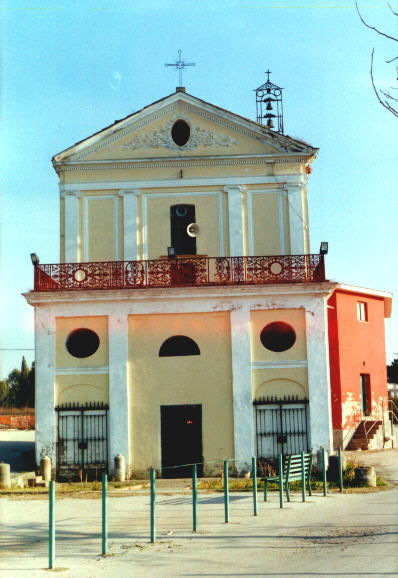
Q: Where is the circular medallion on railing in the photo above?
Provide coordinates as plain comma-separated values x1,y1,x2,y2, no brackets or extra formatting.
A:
74,269,87,282
260,321,296,352
269,262,283,275
66,328,100,358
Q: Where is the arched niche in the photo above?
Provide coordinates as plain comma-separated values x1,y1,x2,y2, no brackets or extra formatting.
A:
57,383,107,405
255,378,306,401
159,335,200,357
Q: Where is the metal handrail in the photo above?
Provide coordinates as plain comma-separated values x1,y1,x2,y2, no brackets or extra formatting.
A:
33,253,326,292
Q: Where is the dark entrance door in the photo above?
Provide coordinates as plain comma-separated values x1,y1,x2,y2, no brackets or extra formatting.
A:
170,204,196,255
360,374,371,416
161,404,203,478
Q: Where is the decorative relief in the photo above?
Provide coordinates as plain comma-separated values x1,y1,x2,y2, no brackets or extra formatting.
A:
120,115,239,151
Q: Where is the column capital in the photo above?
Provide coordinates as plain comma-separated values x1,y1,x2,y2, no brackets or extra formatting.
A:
224,185,246,194
118,189,141,197
61,190,81,199
283,183,304,193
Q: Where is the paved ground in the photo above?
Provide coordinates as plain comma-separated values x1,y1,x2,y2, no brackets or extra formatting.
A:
1,436,397,577
345,448,398,486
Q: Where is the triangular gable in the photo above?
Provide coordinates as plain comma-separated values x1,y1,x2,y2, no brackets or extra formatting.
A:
53,91,317,164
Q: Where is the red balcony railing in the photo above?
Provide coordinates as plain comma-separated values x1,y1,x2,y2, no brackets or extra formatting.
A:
33,254,326,292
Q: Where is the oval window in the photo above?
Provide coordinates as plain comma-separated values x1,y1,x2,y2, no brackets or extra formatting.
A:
260,322,296,352
171,120,190,146
66,328,100,358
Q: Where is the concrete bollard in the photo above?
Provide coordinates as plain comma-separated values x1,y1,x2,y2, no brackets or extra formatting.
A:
355,466,377,487
41,456,52,481
0,463,11,489
114,454,126,481
328,454,347,481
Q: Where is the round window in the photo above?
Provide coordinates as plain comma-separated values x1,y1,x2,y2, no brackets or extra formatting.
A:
260,322,296,352
66,328,100,358
175,205,188,217
171,120,190,146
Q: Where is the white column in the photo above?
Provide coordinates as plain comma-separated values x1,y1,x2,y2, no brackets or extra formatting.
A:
120,190,139,261
108,313,130,474
225,185,245,256
285,184,306,255
64,191,80,262
230,306,254,471
305,296,333,453
34,308,56,470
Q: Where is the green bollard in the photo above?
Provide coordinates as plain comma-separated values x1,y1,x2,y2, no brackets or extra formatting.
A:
278,454,283,508
263,479,267,502
192,464,198,532
338,447,343,492
301,451,306,502
322,448,328,496
48,480,55,569
150,468,156,543
252,457,258,516
223,460,229,523
101,473,108,555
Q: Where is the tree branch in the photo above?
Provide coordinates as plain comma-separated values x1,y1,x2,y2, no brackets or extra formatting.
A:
387,2,398,17
380,89,398,102
356,0,398,42
371,48,398,116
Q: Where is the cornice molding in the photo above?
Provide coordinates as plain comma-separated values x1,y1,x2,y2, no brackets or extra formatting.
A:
58,156,310,172
59,174,306,192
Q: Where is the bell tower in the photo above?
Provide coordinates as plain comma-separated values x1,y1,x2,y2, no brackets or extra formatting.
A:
255,70,284,133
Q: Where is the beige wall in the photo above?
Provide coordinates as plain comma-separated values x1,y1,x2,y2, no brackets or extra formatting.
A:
128,311,233,474
56,374,109,405
86,196,119,262
250,192,280,255
250,309,307,362
145,193,222,259
56,316,108,368
253,367,308,399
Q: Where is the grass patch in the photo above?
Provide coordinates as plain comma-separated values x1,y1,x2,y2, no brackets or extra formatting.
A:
0,480,147,497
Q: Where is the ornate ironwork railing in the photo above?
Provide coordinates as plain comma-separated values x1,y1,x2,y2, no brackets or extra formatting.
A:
33,254,326,292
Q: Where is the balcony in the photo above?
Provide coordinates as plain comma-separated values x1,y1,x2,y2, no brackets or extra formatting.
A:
33,254,326,292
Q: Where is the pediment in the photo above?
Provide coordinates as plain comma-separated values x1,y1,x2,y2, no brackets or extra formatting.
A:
53,92,316,165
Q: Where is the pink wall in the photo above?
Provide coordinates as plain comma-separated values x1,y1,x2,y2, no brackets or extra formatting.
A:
327,290,388,430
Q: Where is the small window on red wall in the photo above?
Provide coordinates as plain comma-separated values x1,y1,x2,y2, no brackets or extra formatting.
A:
357,301,368,322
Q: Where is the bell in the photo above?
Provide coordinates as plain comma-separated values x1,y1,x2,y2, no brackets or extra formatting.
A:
266,102,273,110
267,118,275,129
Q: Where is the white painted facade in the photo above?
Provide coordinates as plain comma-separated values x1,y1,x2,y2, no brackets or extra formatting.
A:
26,282,336,473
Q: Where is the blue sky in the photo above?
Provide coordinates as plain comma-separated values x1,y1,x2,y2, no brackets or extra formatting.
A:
1,0,397,377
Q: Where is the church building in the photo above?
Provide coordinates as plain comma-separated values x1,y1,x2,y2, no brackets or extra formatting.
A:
24,76,392,479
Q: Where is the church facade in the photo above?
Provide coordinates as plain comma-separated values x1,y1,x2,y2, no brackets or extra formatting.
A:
24,88,392,479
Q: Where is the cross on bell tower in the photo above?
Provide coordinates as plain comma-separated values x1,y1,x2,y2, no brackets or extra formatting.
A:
165,49,196,90
254,70,284,133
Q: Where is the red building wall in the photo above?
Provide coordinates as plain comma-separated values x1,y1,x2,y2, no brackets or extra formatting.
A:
327,289,388,437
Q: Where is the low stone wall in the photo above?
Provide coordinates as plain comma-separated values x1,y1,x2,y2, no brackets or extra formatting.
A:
0,415,35,430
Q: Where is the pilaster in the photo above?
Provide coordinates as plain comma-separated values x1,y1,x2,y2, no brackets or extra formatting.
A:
225,185,245,256
284,184,307,255
34,308,56,470
63,191,80,263
108,313,130,474
230,306,254,471
305,296,333,453
119,190,139,261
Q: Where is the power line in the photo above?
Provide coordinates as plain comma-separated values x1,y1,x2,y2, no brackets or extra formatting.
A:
0,348,34,351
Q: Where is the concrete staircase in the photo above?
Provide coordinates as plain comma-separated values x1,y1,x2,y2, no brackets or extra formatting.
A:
347,420,382,450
